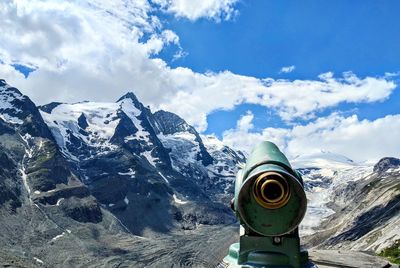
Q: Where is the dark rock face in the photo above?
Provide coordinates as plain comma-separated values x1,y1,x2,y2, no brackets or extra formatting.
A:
0,151,21,210
60,196,102,223
373,157,400,173
38,102,63,113
77,113,89,129
25,141,71,192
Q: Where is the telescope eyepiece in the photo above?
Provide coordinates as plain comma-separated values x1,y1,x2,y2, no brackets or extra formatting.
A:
253,172,290,209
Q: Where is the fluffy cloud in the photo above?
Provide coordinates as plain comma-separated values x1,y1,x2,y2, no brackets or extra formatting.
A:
222,112,400,162
151,0,239,21
280,65,295,73
0,0,397,134
0,0,182,105
158,71,396,131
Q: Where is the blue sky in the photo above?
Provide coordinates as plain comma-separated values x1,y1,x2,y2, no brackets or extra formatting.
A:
161,1,400,78
1,0,399,161
156,0,400,137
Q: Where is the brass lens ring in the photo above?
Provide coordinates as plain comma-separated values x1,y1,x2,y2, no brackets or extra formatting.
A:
253,172,290,209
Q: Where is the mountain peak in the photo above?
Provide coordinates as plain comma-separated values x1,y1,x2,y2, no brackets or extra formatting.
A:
116,92,144,113
0,79,27,125
117,92,140,103
0,79,22,96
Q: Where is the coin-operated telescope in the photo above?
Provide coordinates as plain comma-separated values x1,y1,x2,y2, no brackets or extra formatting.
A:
222,141,309,268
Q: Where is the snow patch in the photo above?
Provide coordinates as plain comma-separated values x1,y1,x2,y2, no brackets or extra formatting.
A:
0,113,23,124
56,198,64,206
173,194,187,205
119,98,150,142
40,102,121,160
158,171,169,184
51,232,66,242
142,149,159,167
124,196,129,205
20,167,30,194
118,168,136,178
33,257,44,264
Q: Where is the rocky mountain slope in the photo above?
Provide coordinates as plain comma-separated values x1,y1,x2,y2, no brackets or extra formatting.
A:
295,152,400,257
0,79,248,266
0,79,138,266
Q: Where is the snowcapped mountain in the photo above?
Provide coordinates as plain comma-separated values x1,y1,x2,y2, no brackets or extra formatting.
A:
40,93,170,166
38,90,245,236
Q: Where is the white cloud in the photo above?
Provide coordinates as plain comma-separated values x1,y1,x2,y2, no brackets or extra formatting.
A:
280,65,295,73
157,71,396,131
222,111,290,156
161,29,180,44
151,0,239,21
237,111,254,131
0,0,183,105
222,112,400,162
0,0,397,134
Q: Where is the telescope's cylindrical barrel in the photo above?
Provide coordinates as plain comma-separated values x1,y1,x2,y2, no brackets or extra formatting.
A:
242,141,293,180
234,141,307,236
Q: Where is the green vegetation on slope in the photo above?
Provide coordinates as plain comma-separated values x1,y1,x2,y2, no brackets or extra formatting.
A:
379,239,400,264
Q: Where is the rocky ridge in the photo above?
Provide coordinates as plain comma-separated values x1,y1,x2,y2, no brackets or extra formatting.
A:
296,152,400,256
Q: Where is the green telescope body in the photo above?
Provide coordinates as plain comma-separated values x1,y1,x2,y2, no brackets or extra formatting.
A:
222,141,309,268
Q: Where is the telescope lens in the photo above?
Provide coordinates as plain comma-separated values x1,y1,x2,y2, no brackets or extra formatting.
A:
262,180,283,202
253,172,290,209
